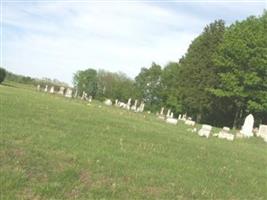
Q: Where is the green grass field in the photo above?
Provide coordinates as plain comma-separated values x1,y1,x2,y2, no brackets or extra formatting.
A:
1,82,267,199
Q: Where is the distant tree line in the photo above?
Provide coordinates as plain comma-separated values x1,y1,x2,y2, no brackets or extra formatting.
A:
2,70,69,88
74,11,267,128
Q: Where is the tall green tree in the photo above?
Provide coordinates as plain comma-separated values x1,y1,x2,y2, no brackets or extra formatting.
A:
135,62,162,112
210,11,267,127
178,20,226,122
161,62,182,115
73,68,98,97
96,70,136,101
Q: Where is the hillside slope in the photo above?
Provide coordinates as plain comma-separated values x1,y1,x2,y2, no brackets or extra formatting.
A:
1,83,266,199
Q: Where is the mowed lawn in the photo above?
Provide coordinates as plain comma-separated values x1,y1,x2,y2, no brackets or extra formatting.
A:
1,82,267,200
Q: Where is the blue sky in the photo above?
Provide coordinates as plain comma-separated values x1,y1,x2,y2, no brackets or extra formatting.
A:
2,0,266,85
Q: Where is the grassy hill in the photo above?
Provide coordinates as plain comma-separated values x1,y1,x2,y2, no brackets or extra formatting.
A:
1,82,266,199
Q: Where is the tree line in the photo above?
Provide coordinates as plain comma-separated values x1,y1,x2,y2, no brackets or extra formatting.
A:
73,11,267,128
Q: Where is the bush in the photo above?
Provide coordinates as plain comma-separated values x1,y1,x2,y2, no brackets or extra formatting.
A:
0,67,6,83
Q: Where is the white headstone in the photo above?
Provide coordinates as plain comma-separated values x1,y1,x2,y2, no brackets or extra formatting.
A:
65,88,72,98
104,99,112,106
170,112,174,118
178,114,182,120
166,118,178,125
198,124,212,138
240,114,254,137
185,120,196,126
49,86,54,94
44,85,48,92
88,96,92,102
218,126,234,141
126,98,131,110
166,109,171,118
160,107,164,115
258,124,267,139
58,87,65,95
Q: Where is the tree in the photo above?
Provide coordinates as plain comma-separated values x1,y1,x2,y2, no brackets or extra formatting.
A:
178,20,226,122
73,68,98,97
0,67,6,83
134,62,162,112
95,70,137,101
210,11,267,127
161,62,182,115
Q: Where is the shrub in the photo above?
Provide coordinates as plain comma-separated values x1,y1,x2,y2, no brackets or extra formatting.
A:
0,67,6,83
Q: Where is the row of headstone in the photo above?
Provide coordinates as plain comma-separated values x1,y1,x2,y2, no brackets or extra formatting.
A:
190,114,266,143
112,98,145,113
157,107,178,125
36,84,81,100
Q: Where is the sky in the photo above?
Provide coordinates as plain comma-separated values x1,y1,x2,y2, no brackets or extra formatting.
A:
2,0,266,85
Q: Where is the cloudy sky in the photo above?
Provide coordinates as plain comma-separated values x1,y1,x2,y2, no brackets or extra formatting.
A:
2,0,266,85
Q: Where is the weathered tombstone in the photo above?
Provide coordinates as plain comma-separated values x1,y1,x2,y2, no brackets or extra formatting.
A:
178,114,182,120
166,109,171,118
44,85,48,92
88,95,92,103
131,100,138,111
65,88,72,98
126,98,131,110
118,102,126,108
185,119,196,126
58,86,65,95
166,118,178,125
170,112,174,118
181,114,187,121
104,99,112,106
115,99,118,106
218,127,234,141
198,124,212,138
258,124,267,140
240,114,254,137
81,91,88,100
36,84,40,91
49,86,54,94
140,102,145,112
160,107,164,115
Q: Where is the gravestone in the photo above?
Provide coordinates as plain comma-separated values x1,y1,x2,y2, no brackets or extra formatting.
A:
160,107,164,115
104,99,112,106
198,124,212,138
240,114,254,137
218,127,234,141
127,98,131,110
44,85,48,92
36,85,40,91
185,119,195,126
258,124,267,141
166,109,171,118
170,112,174,118
181,114,187,121
131,100,138,111
178,114,182,120
166,118,178,125
49,86,54,94
65,88,72,98
137,102,145,112
58,87,65,95
88,96,92,102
